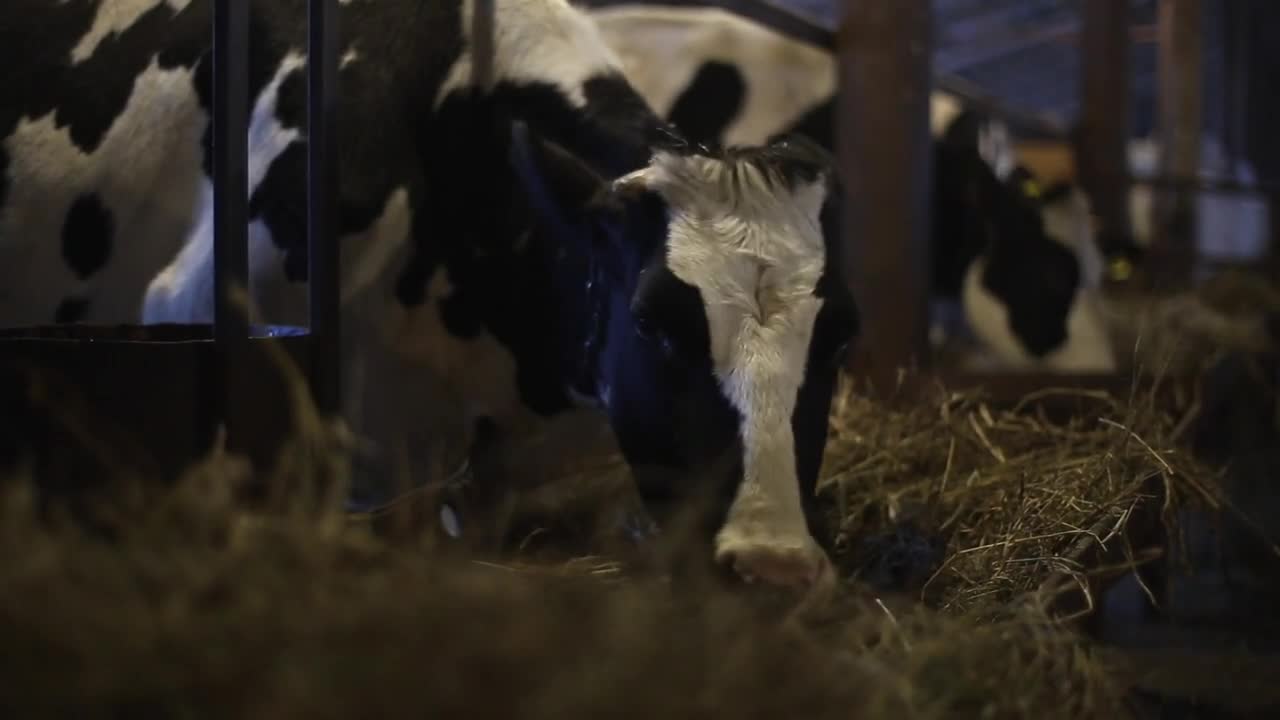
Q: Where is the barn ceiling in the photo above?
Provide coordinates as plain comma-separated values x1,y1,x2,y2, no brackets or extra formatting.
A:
665,0,1229,142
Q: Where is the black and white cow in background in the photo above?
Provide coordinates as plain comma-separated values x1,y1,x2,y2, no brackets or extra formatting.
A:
0,0,861,595
586,3,1118,373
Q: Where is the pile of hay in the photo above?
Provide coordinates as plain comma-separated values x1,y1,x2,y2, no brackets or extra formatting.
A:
0,464,1126,719
819,375,1215,618
0,350,1231,719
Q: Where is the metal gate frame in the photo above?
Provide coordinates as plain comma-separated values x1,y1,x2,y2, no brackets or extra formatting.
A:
211,0,341,430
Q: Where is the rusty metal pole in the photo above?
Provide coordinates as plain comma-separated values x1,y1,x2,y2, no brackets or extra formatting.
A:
1153,0,1204,288
1077,0,1133,267
837,0,933,393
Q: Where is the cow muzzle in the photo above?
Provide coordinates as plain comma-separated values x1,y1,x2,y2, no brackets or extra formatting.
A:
711,449,835,603
714,501,834,597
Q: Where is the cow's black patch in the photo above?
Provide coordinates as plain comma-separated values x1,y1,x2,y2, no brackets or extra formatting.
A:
631,259,713,370
981,242,1078,357
722,131,833,190
667,61,745,147
489,74,666,178
410,91,574,417
247,141,309,282
54,297,90,324
61,193,114,280
273,69,308,132
248,132,410,285
0,0,102,142
47,2,188,155
785,99,833,152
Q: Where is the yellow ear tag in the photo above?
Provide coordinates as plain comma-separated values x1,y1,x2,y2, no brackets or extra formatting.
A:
1109,257,1133,281
1021,179,1041,199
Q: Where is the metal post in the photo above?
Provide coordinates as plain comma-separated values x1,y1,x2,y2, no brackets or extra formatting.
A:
1153,0,1203,288
212,0,250,437
212,0,249,344
837,0,933,389
1221,0,1249,178
1077,0,1133,263
308,0,341,416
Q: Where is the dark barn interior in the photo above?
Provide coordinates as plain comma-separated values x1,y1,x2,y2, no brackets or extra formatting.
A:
1,0,1279,717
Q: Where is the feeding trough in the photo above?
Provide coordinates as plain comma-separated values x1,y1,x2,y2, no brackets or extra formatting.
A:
0,324,311,496
0,0,341,500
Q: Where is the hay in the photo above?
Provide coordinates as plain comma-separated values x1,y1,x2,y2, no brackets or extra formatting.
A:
0,464,1133,720
1105,266,1280,379
818,375,1217,617
0,323,1234,718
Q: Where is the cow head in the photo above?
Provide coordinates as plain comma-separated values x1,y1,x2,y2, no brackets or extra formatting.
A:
510,122,858,591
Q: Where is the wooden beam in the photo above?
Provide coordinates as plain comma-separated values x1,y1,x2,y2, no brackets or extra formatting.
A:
1076,0,1133,263
1151,0,1204,289
837,0,933,390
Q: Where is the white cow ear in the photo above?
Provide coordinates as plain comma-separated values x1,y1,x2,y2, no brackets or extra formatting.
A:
611,168,654,197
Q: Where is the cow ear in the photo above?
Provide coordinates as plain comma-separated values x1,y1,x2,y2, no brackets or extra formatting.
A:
509,120,612,222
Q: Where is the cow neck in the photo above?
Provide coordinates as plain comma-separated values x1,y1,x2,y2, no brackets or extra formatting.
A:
513,78,688,407
570,250,608,404
568,130,691,410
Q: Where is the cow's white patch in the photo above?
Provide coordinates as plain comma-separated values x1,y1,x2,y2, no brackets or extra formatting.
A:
929,92,962,137
70,0,191,64
0,58,204,326
976,118,1016,182
436,0,623,108
1041,185,1105,289
143,52,307,325
621,151,830,586
957,180,1115,373
590,6,834,148
440,504,462,538
591,4,1015,179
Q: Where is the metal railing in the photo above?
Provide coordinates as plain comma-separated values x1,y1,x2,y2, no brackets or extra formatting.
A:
211,0,342,425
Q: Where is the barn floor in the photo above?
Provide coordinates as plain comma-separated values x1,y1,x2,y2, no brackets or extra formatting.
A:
4,335,1278,719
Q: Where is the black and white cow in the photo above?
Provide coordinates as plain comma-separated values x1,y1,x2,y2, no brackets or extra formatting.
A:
0,0,859,594
587,3,1118,373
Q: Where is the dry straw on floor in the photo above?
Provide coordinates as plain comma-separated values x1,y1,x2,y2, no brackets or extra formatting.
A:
0,318,1230,719
819,373,1212,618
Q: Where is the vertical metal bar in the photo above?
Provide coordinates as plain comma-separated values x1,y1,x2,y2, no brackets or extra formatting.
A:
837,0,933,390
212,0,250,344
308,0,341,416
1153,0,1203,288
1222,0,1249,180
1077,0,1133,265
211,0,250,450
